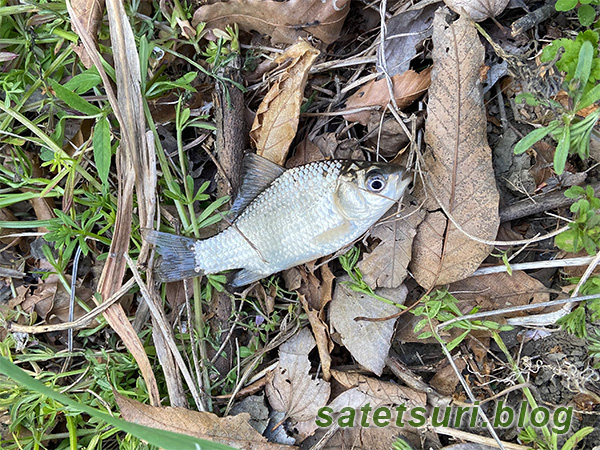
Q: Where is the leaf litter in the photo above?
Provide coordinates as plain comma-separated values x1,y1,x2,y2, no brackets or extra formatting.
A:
2,0,600,449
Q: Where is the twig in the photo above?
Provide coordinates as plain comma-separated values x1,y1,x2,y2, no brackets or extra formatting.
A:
508,249,600,326
472,255,596,275
435,427,531,450
124,254,206,411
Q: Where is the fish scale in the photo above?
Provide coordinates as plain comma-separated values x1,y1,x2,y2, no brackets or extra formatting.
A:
144,154,409,287
195,161,345,284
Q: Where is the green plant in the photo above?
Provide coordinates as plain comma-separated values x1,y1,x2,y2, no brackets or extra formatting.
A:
412,289,512,350
339,246,405,308
555,185,600,254
555,0,599,27
557,275,600,338
514,30,600,174
588,328,600,368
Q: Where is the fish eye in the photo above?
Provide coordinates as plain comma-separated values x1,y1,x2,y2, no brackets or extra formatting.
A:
366,172,386,192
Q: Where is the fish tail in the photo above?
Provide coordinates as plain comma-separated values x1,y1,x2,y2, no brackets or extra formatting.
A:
142,229,201,282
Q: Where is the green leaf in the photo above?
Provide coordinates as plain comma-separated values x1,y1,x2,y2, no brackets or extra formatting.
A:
49,79,101,116
63,68,101,94
555,228,582,253
447,330,470,351
578,4,597,26
573,40,594,102
93,117,112,186
565,185,585,198
553,125,570,175
578,83,600,112
513,124,557,154
515,92,539,106
0,357,236,450
555,0,578,10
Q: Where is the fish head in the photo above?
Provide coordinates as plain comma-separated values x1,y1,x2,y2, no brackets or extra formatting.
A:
334,161,410,221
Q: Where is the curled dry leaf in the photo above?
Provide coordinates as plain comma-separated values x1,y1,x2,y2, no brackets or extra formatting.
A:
444,0,510,21
342,68,431,126
358,205,426,289
265,328,331,423
69,0,104,68
330,278,407,375
251,40,320,165
116,392,294,450
410,10,500,289
192,0,350,45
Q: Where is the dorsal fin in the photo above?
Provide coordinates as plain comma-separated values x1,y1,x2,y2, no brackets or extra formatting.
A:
229,153,285,218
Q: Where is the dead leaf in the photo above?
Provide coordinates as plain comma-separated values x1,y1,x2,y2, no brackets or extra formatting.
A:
448,271,551,314
313,386,421,450
116,392,295,450
70,0,104,68
300,295,332,381
342,68,431,126
251,40,319,165
444,0,510,21
286,138,325,168
330,278,407,375
380,4,437,76
410,11,500,289
358,205,426,289
331,370,426,407
192,0,350,45
429,358,467,396
265,328,331,422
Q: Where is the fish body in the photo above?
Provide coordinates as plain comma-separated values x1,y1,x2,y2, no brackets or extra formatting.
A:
145,154,409,287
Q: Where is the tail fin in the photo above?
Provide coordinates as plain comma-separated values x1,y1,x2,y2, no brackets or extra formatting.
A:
142,229,201,282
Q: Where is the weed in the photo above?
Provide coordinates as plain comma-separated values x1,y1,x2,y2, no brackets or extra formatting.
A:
555,185,600,254
513,25,600,174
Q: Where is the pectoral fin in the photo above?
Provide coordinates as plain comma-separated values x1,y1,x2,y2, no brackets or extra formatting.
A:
313,221,352,246
231,268,266,287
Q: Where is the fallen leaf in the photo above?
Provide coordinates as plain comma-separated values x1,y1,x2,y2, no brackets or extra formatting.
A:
251,40,320,165
342,68,431,125
300,294,333,381
286,138,325,168
429,358,467,396
358,205,426,289
330,278,407,375
409,10,500,289
448,271,551,314
379,4,437,76
331,370,426,407
192,0,350,45
69,0,104,68
314,386,421,450
116,392,295,450
265,328,331,422
444,0,510,21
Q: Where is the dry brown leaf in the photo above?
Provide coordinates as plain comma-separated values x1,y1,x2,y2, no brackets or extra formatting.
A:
265,328,330,422
300,295,332,381
116,392,295,450
409,10,500,289
358,205,426,289
429,358,467,396
69,0,104,68
314,386,421,450
251,40,319,165
331,370,426,407
330,278,407,375
448,271,551,314
192,0,350,45
444,0,510,21
342,68,431,126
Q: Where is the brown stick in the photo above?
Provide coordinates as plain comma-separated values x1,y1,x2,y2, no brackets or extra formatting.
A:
499,181,600,222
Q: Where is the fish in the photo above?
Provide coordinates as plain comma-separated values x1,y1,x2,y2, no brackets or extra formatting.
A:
144,154,410,287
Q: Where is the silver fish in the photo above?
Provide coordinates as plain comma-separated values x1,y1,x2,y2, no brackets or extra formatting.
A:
145,154,409,287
